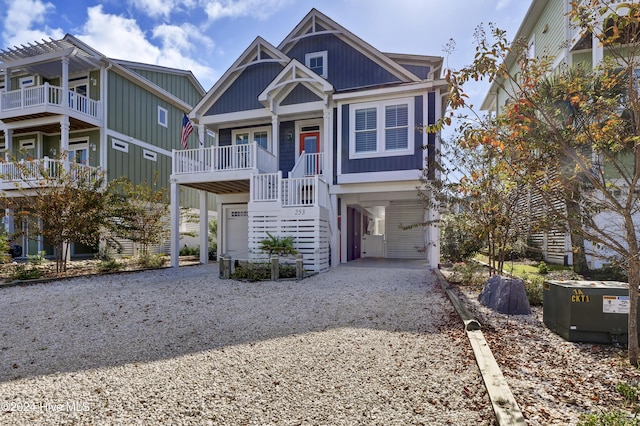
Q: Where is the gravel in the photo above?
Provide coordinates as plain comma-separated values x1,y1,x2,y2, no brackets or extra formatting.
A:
0,263,494,425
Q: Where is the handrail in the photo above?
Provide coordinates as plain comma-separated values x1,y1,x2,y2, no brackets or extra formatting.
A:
173,142,278,175
0,83,100,119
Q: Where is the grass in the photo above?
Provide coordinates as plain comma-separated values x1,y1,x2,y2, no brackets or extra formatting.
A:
474,254,571,279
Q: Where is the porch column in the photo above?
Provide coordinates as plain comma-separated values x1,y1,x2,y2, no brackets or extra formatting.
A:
4,209,13,236
271,114,279,159
60,116,70,171
61,57,69,108
323,108,332,179
330,193,339,267
592,21,603,65
5,129,12,161
199,190,209,265
1,68,8,93
170,181,181,268
198,123,205,147
340,196,347,263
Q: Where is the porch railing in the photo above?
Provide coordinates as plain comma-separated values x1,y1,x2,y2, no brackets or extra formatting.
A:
251,172,329,208
0,83,100,120
0,157,100,184
288,151,324,178
173,142,277,175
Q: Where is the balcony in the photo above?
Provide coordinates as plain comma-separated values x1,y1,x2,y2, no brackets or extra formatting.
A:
172,143,278,192
288,151,324,178
0,157,100,192
0,83,101,122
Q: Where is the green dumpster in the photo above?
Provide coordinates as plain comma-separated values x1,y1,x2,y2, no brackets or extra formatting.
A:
543,280,640,344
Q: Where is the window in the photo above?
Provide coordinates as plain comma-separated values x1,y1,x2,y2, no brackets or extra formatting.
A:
305,51,328,78
158,106,168,127
69,140,89,165
143,149,158,162
19,76,35,88
349,98,414,158
20,139,35,150
232,127,271,151
112,139,129,153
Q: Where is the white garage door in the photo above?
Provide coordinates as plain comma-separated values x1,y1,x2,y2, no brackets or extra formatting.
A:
224,205,248,258
385,202,425,259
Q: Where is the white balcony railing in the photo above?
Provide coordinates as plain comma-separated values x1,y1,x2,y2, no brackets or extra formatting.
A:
251,172,328,208
288,151,324,178
173,142,277,175
0,83,101,120
0,157,100,188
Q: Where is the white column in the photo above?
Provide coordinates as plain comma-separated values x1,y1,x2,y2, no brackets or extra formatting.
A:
5,129,12,161
330,193,339,267
61,57,69,108
323,107,332,179
4,209,13,235
340,196,347,264
170,181,181,268
271,114,279,159
199,190,209,265
60,116,70,171
198,123,205,147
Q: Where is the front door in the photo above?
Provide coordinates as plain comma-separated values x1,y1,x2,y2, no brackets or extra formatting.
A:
299,131,320,175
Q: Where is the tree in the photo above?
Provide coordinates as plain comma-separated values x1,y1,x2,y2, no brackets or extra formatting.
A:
8,155,111,273
106,176,170,257
437,2,640,365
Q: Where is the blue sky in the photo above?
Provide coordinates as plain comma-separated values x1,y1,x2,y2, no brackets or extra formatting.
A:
1,0,531,108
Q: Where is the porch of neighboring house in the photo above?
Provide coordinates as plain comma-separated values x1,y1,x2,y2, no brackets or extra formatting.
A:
169,142,332,272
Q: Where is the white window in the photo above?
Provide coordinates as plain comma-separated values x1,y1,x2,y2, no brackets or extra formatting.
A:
349,98,414,159
19,76,35,88
232,127,271,151
143,149,158,162
158,106,168,127
305,51,328,78
20,139,35,150
112,139,129,153
69,140,89,165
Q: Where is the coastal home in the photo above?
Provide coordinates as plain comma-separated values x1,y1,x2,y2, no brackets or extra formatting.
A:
0,35,209,258
481,0,635,269
169,8,447,271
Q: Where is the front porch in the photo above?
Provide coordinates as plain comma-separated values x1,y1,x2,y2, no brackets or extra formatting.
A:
0,157,100,191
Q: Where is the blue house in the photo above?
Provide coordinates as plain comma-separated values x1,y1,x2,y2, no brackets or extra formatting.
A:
169,9,447,271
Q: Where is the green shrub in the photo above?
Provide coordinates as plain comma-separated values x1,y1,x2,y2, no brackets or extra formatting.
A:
259,232,297,256
579,409,639,425
97,258,124,273
179,245,199,256
208,243,217,261
440,214,483,263
590,264,628,282
537,261,550,275
136,253,166,269
231,261,271,281
522,273,544,306
9,264,43,281
27,251,47,266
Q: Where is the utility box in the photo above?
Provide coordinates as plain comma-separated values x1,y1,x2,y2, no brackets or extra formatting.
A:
543,280,639,344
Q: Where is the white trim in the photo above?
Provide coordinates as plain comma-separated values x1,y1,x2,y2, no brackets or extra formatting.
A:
19,138,35,149
337,169,421,184
112,139,129,153
295,118,323,161
332,81,444,101
231,126,271,151
143,149,158,162
348,97,414,159
305,50,328,78
158,106,168,128
106,129,172,157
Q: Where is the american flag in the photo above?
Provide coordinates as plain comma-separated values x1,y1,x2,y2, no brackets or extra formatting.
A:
180,113,193,149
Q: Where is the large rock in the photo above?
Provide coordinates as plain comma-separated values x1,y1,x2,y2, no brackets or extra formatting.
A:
478,275,531,315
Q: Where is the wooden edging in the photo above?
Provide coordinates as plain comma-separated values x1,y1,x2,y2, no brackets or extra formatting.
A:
433,268,526,426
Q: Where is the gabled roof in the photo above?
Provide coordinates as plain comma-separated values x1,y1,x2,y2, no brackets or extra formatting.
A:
278,8,423,84
258,59,334,112
191,37,290,118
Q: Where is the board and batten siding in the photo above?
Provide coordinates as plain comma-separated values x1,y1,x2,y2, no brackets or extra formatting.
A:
385,201,426,259
340,96,424,175
286,33,401,91
107,72,193,153
107,137,171,186
127,67,203,106
206,63,284,115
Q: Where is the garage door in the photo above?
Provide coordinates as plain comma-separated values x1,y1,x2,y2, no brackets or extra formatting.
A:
385,202,425,259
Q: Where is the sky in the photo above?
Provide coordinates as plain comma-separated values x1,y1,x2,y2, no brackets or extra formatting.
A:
0,0,532,117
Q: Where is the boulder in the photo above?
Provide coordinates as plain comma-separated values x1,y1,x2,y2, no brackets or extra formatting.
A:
479,275,531,315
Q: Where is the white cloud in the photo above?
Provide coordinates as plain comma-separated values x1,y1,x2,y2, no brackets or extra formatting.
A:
2,0,63,47
203,0,292,21
127,0,198,19
76,5,217,88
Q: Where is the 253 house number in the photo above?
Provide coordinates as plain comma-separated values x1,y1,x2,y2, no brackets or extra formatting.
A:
294,209,306,216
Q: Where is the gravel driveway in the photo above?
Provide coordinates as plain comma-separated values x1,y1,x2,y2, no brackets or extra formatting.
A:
0,262,493,425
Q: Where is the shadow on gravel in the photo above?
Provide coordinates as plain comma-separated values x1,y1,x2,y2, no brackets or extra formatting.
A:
0,261,458,382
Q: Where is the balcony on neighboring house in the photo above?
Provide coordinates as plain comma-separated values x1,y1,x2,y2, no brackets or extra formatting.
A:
0,157,100,192
0,83,101,124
